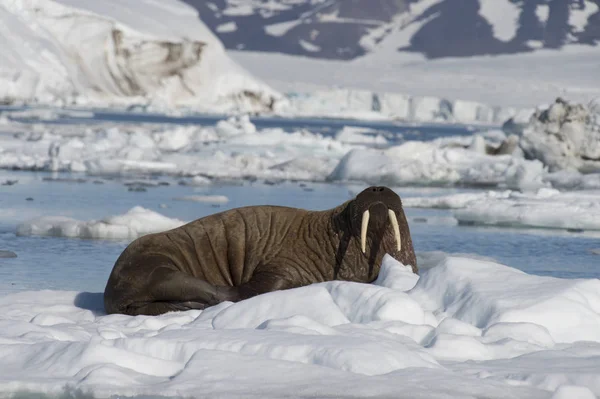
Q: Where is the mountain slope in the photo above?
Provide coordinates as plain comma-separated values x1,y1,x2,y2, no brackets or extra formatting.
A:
186,0,600,60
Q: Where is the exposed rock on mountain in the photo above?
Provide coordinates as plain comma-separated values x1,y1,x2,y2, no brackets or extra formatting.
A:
186,0,600,60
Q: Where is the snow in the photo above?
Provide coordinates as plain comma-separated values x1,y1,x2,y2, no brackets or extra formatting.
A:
536,4,550,24
0,0,279,112
570,1,599,33
404,188,600,231
1,254,600,397
216,22,238,33
299,39,321,53
265,19,302,37
281,88,513,123
16,206,184,240
479,0,520,42
231,45,600,111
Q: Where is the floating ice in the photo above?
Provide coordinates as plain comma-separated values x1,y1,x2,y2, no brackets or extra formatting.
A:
2,113,596,190
173,195,229,204
16,206,185,240
0,255,599,397
404,188,600,231
328,139,546,189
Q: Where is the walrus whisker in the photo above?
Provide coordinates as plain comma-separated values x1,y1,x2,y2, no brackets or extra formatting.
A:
361,209,370,253
388,209,401,253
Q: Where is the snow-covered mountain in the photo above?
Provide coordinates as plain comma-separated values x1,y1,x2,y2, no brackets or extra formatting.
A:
187,0,600,59
0,0,279,111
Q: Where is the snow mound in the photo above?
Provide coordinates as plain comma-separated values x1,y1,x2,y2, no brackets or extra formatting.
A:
520,97,600,173
1,255,600,397
0,0,279,112
411,256,600,344
328,139,546,189
16,206,184,240
404,188,600,231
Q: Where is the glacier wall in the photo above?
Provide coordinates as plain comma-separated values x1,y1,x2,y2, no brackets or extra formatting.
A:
0,0,280,113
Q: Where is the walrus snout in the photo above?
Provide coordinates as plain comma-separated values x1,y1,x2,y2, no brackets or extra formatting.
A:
353,187,405,255
360,204,402,254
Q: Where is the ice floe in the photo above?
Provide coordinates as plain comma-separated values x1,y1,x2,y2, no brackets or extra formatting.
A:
0,255,599,397
328,139,546,190
404,188,600,231
173,195,229,204
0,0,279,112
16,206,184,240
4,111,600,190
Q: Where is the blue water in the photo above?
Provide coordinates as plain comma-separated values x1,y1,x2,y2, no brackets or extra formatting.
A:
1,170,598,297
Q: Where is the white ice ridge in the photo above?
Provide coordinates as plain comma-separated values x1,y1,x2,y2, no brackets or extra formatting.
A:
404,188,600,231
16,206,185,240
329,138,546,190
518,97,600,173
0,0,279,113
281,88,524,124
0,255,600,398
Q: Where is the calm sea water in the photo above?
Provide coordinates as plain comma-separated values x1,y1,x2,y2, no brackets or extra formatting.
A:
1,170,598,297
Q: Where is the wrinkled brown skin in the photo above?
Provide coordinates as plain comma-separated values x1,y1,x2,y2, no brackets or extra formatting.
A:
104,186,417,316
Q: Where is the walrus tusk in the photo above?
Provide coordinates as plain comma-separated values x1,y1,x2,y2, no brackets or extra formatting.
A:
388,209,401,253
361,210,370,253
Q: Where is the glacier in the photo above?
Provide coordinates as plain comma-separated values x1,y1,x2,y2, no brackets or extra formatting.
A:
0,0,280,113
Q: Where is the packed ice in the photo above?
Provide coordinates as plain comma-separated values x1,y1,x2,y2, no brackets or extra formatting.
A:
0,254,598,398
404,188,600,231
0,114,553,189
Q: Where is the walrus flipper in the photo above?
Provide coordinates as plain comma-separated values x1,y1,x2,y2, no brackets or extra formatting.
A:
105,260,236,316
235,267,296,301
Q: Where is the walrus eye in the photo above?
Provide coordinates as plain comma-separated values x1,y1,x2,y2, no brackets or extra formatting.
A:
360,210,370,254
388,209,402,253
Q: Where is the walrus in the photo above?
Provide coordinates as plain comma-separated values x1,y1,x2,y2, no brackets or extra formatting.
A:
104,186,417,316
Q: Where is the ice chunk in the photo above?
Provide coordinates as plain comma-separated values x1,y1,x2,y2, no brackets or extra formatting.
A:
520,97,600,172
16,206,184,240
405,188,600,231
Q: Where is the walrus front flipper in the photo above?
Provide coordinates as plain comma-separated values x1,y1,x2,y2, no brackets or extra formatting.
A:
235,267,297,301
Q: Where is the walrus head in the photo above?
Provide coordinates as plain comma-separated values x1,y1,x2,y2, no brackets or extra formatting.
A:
352,186,403,255
334,186,417,277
